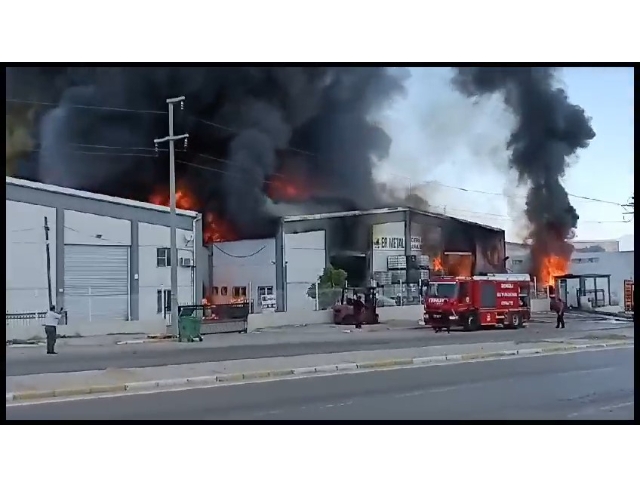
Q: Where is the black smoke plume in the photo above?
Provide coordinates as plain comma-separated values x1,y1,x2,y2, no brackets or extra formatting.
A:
7,67,408,239
452,67,596,279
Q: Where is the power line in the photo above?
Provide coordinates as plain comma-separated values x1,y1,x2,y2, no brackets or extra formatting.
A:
8,98,625,208
6,98,167,115
192,115,626,208
406,180,625,207
14,146,629,225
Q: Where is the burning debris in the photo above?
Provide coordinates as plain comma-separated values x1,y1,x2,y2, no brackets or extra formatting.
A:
6,67,409,242
431,253,473,278
452,68,595,287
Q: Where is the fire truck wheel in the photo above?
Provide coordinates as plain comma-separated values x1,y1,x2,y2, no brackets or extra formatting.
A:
504,312,517,329
514,313,524,329
464,314,479,332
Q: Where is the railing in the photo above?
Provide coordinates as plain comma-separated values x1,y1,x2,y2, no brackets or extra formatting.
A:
6,310,68,327
178,303,249,334
297,282,424,311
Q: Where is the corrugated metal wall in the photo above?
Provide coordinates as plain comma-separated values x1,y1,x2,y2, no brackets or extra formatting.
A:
64,245,130,322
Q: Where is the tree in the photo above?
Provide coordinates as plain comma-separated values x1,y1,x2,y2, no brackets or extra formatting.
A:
306,265,348,310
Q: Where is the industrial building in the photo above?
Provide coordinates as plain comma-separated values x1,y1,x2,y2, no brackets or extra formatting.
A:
505,239,634,309
6,177,207,326
209,207,507,312
560,250,634,308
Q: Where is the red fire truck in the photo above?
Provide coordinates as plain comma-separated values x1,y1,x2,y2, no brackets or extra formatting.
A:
423,273,532,332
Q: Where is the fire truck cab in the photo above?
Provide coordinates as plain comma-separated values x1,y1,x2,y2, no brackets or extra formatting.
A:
423,273,532,332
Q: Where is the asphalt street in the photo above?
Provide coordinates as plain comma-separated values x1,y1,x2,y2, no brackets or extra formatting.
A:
5,315,632,376
6,347,634,421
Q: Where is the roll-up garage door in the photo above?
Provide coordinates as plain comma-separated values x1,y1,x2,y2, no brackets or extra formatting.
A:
64,245,130,323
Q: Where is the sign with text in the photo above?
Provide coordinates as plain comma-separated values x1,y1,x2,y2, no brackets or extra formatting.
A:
260,294,277,313
373,236,405,251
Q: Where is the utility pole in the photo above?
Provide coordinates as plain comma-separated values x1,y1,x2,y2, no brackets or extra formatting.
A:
623,194,634,222
154,96,189,336
43,216,53,309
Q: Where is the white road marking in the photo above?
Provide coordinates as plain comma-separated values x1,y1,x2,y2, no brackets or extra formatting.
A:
553,366,618,378
6,345,632,408
567,401,634,418
600,401,634,411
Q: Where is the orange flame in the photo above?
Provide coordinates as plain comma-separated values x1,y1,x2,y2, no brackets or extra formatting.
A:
203,213,237,243
266,174,311,202
540,254,569,287
149,184,237,244
149,186,197,211
432,254,472,277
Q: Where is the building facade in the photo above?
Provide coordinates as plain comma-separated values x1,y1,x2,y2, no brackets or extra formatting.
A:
572,239,621,253
6,177,207,325
566,250,634,307
505,242,531,274
208,207,507,312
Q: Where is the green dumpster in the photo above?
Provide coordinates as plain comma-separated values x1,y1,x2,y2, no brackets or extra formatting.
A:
178,316,203,342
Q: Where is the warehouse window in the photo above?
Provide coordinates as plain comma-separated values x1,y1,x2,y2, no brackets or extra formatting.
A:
156,289,172,314
258,286,273,296
212,287,219,296
221,286,228,296
511,259,524,265
156,248,171,267
232,286,247,299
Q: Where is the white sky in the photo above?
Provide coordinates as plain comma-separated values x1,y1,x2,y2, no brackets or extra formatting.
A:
375,67,634,249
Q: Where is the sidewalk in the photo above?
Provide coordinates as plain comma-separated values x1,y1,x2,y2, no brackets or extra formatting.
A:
6,335,633,402
6,310,612,348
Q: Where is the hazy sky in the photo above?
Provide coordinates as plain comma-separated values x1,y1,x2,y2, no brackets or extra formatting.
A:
377,67,634,248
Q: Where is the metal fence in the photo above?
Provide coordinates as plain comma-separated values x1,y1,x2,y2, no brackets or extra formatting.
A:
178,303,249,334
6,310,68,328
294,282,424,311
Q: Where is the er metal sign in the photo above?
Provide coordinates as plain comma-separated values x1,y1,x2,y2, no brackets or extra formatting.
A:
373,236,405,250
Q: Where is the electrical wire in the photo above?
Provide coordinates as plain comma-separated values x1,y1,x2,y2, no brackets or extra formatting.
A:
212,244,267,258
10,146,629,225
6,98,166,115
8,100,628,210
192,116,627,208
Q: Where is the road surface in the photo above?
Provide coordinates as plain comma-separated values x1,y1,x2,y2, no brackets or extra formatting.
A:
5,315,631,376
7,347,633,421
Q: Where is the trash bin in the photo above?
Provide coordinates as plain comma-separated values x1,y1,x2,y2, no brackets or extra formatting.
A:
178,316,203,342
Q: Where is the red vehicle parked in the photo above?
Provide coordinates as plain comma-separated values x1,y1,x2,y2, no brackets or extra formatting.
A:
423,273,532,332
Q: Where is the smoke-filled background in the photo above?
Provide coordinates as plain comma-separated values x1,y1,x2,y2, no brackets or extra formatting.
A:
6,67,597,280
6,67,414,240
451,67,596,282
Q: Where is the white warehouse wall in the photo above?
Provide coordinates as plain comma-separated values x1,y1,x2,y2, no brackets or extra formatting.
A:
211,238,276,309
6,201,56,313
284,231,326,311
64,210,131,246
568,250,634,307
138,223,195,319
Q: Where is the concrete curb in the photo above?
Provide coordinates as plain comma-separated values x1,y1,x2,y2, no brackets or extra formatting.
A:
116,339,176,345
6,340,633,404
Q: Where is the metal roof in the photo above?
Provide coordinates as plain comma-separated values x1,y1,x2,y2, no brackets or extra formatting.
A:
283,206,504,233
6,176,200,217
556,273,612,279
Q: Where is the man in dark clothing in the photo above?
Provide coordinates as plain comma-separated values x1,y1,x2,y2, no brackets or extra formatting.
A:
555,298,566,329
352,295,364,329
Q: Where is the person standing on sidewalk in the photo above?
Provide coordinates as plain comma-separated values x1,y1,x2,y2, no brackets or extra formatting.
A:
43,305,63,355
555,298,566,329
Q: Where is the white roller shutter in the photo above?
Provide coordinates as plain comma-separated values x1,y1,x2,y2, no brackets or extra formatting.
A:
64,245,130,323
